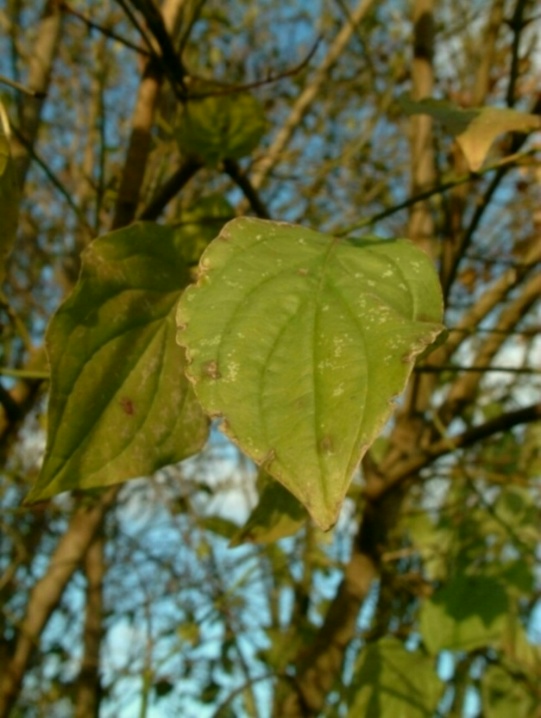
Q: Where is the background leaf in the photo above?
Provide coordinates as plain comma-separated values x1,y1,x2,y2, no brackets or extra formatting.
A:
400,97,540,171
347,637,444,718
176,92,266,166
27,222,209,501
420,575,510,654
177,218,445,529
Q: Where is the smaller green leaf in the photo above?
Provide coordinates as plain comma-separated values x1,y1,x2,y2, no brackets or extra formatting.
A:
176,92,266,166
400,96,540,171
347,637,444,718
27,222,209,502
481,664,538,718
0,107,19,285
420,575,509,654
230,471,308,546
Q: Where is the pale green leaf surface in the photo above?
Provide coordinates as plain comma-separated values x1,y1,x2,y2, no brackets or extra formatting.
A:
176,92,266,166
420,575,509,654
230,472,308,546
177,218,444,529
0,121,19,285
27,223,209,502
401,97,540,171
347,637,444,718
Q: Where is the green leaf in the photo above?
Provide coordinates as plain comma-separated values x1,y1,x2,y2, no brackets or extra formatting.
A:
230,471,308,546
481,664,538,718
176,92,266,166
177,218,444,529
0,110,19,285
400,96,540,171
27,222,209,502
420,575,509,654
347,637,444,718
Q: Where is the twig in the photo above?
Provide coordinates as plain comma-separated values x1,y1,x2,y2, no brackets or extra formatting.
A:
58,1,151,56
506,0,530,107
188,37,322,99
137,157,202,220
415,365,541,374
222,159,270,219
365,402,541,501
0,368,50,380
0,74,46,99
10,126,94,235
127,0,188,98
336,148,537,236
114,0,156,54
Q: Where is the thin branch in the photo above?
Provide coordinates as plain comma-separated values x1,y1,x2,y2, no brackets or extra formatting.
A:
248,0,376,195
127,0,188,99
222,159,271,219
178,0,208,57
415,365,541,374
114,0,156,54
0,74,46,99
365,402,541,501
443,93,541,294
59,1,151,56
188,37,322,99
452,402,541,451
10,126,94,235
137,157,202,220
506,0,530,107
335,147,537,235
0,368,50,380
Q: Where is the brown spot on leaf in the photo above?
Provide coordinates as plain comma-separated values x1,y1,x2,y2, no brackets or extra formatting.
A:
319,435,334,454
119,397,135,416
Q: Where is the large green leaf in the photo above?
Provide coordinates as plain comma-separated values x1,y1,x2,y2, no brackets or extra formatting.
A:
420,575,510,654
401,96,540,171
177,218,444,529
27,222,209,502
347,637,444,718
176,92,266,166
0,110,19,285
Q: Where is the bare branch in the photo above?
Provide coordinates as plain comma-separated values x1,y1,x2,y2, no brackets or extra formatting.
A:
223,159,271,219
59,1,152,56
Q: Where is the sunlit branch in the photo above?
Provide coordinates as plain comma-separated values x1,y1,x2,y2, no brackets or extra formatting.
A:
0,74,46,99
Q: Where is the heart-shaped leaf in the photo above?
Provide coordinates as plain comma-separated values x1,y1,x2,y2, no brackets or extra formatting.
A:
400,96,540,171
27,222,210,502
176,92,266,166
177,218,444,530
